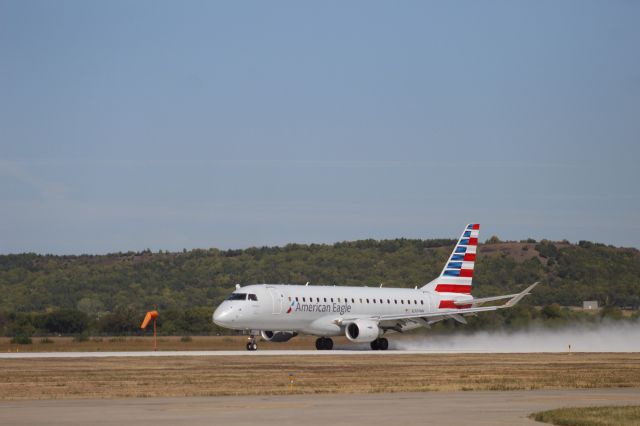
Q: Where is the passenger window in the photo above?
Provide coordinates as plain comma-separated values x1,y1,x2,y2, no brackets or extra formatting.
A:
401,300,404,304
288,297,292,301
373,299,376,304
303,297,306,302
366,299,370,303
296,297,299,302
324,298,327,303
331,298,334,302
421,300,424,305
351,298,355,303
414,300,417,304
380,299,383,304
387,299,390,304
394,300,397,304
338,298,341,302
359,298,363,303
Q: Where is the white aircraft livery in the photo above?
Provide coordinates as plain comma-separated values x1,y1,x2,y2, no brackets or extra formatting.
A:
213,224,538,351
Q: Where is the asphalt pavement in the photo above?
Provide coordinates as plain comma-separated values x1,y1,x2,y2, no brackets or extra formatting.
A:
1,389,639,425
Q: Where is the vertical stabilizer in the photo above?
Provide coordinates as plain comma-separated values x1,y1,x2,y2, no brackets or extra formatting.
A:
421,224,480,294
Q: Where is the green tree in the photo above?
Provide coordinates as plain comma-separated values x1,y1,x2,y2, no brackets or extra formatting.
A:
485,235,502,244
42,309,89,334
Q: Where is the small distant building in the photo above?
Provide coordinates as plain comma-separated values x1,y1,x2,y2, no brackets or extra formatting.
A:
583,301,598,310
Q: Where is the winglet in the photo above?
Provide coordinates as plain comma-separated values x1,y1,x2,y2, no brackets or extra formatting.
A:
505,282,539,308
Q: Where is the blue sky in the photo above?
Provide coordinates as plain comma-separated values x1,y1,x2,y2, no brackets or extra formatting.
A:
1,1,639,254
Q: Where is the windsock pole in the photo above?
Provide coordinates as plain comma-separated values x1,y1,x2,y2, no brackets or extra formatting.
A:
153,315,157,351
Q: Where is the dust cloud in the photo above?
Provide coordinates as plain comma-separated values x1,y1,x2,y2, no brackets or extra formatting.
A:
391,322,640,353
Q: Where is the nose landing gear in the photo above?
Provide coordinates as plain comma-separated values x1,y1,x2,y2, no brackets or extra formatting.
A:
246,335,258,351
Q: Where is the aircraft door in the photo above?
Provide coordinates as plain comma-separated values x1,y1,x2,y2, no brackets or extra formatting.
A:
423,292,436,312
267,286,283,314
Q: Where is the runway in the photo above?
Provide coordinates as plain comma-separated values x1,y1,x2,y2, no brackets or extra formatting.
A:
1,389,639,425
0,349,541,358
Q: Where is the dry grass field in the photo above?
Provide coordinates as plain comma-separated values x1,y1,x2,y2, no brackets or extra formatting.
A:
1,352,639,401
0,335,338,352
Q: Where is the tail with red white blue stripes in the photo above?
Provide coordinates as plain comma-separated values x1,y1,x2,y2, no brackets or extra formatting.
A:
421,224,480,295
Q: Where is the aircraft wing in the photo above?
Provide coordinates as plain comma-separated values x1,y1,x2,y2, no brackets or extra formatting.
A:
336,282,539,325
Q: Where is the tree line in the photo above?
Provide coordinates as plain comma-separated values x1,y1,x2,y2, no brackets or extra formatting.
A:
1,237,639,339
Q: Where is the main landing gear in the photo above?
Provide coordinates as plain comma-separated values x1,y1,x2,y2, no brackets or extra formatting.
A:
246,335,258,351
370,337,389,350
315,337,334,350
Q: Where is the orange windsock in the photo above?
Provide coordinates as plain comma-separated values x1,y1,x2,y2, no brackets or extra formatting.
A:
140,310,159,329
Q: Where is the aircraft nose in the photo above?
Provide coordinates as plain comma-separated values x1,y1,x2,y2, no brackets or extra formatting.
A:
213,305,232,326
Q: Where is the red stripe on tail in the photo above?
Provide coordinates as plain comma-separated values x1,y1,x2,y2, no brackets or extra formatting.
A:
459,269,474,277
435,284,472,294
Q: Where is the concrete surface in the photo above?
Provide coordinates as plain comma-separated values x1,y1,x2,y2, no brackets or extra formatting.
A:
1,389,639,425
0,349,542,358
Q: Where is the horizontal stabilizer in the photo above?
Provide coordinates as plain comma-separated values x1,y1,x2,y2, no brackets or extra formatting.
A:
355,282,540,324
505,282,539,307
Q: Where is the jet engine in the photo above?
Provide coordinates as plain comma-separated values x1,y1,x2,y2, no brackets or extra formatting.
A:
260,330,298,342
345,319,381,343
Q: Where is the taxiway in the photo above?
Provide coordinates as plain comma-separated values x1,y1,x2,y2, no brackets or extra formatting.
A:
1,389,639,425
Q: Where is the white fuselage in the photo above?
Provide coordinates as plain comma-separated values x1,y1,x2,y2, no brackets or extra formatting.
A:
212,284,471,336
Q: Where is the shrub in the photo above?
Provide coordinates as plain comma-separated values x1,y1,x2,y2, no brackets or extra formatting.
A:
485,235,502,244
600,306,624,321
535,240,559,259
541,303,565,319
73,332,90,342
11,334,32,344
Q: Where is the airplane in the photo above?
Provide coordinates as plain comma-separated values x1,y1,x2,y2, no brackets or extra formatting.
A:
212,224,538,351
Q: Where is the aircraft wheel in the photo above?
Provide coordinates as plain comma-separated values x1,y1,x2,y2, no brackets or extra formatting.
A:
378,338,389,350
315,337,334,350
370,339,379,350
246,340,258,351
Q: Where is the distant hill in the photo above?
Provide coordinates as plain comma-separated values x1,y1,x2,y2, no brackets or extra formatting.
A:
1,238,639,315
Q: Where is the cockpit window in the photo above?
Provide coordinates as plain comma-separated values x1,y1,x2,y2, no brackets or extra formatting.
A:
226,293,258,301
227,293,247,301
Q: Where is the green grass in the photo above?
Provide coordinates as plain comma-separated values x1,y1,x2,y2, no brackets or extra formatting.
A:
531,405,640,426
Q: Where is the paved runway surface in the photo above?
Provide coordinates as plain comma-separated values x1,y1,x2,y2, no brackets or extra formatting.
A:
0,349,580,358
0,350,471,358
1,389,639,425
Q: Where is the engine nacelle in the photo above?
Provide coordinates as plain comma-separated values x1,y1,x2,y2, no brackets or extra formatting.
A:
260,330,298,342
345,319,381,343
